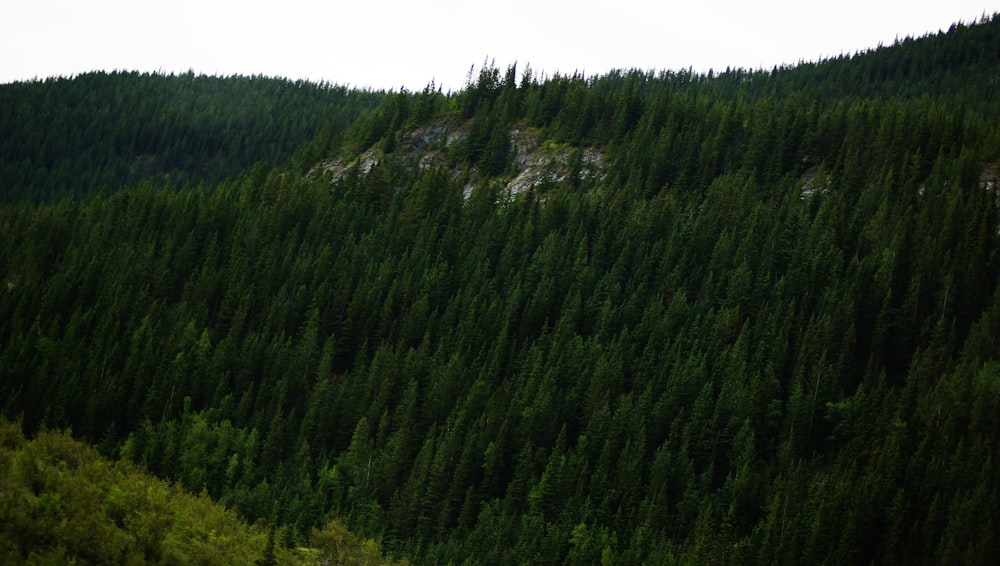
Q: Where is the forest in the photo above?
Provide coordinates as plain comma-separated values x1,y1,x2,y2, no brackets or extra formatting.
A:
0,71,385,202
0,417,403,564
2,14,1000,564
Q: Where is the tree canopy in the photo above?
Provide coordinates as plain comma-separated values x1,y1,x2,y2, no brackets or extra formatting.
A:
2,13,1000,564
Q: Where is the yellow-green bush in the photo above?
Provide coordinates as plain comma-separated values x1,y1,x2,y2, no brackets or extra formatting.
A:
0,419,402,565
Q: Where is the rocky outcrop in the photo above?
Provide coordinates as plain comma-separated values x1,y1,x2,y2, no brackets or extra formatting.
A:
309,119,606,198
800,167,831,200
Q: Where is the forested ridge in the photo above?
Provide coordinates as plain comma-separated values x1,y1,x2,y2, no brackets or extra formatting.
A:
0,71,385,202
2,14,1000,564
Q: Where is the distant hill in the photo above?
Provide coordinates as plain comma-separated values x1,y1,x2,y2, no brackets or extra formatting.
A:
0,71,385,201
1,13,999,565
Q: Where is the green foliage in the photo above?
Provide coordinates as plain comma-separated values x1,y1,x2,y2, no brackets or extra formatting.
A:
0,71,385,201
2,13,1000,565
0,418,402,565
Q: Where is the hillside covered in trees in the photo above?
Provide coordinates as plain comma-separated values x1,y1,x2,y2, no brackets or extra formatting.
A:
2,14,1000,564
0,71,385,202
0,418,405,565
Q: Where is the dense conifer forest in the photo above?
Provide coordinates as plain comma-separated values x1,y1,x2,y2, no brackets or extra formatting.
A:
2,14,1000,564
0,71,385,202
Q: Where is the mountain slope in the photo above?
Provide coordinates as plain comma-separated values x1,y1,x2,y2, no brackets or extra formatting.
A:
0,71,386,202
1,14,999,565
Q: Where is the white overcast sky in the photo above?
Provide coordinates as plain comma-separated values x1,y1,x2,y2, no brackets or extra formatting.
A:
1,1,996,91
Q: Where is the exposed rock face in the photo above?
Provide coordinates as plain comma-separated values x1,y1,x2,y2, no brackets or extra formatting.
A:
800,167,831,200
980,164,1000,235
311,147,380,181
505,126,605,196
981,163,999,191
309,119,606,198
